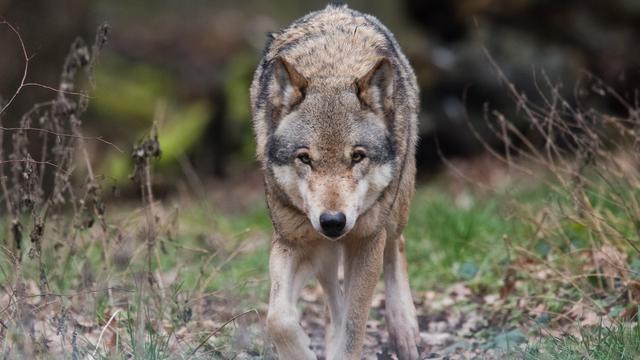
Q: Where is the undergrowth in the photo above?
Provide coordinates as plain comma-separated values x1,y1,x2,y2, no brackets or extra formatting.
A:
0,21,269,359
446,53,640,355
521,322,640,359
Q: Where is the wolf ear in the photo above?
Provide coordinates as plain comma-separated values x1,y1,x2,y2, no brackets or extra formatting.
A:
355,58,394,112
271,57,309,111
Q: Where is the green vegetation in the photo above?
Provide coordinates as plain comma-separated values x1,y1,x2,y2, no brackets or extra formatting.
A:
520,323,640,360
406,187,512,290
5,175,640,358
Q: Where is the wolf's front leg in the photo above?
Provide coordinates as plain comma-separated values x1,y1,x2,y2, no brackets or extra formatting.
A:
315,242,343,352
384,234,420,360
266,239,316,360
328,231,385,360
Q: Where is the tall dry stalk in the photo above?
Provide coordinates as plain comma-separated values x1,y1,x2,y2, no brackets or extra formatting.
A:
448,50,640,325
0,21,114,358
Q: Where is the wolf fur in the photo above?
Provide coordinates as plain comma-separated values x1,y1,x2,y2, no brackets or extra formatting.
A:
250,3,420,359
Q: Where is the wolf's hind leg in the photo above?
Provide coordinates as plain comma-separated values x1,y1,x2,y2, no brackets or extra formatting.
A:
384,234,420,360
266,240,316,360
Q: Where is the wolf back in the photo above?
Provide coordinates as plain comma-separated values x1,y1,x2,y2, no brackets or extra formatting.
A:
250,4,419,169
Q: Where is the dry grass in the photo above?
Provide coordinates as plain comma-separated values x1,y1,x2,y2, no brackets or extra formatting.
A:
0,22,271,360
444,50,640,343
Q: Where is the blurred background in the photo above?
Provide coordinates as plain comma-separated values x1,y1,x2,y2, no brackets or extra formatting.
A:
1,0,639,193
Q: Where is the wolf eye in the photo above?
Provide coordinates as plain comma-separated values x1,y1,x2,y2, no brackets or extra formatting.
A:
351,151,366,164
297,153,312,165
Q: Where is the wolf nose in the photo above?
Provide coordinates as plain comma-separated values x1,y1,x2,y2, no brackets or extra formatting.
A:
319,212,346,238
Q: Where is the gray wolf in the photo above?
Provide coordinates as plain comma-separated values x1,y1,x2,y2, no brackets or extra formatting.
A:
250,3,420,359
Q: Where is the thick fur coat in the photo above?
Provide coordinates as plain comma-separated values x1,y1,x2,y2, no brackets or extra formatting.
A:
250,3,420,359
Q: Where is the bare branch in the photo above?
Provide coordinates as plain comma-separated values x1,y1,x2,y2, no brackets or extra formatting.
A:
0,20,29,115
0,126,123,153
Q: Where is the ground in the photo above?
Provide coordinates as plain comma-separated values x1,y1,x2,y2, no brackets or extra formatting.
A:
2,159,640,359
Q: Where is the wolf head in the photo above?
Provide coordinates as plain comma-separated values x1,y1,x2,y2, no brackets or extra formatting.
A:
265,57,397,239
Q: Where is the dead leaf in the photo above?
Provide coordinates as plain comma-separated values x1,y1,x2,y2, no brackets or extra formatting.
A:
500,267,517,299
568,301,600,327
449,283,471,303
593,244,628,288
621,303,638,321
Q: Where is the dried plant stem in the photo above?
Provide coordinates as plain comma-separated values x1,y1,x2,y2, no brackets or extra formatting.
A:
0,20,29,116
0,126,122,153
0,127,15,242
91,309,121,357
186,309,259,359
0,21,114,358
0,21,88,117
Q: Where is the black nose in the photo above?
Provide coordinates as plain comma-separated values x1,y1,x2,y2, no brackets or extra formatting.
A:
319,212,346,238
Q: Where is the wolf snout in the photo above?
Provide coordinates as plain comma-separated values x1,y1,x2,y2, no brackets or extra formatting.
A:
319,211,346,238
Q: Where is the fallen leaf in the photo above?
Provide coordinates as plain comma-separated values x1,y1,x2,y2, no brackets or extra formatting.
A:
500,267,517,299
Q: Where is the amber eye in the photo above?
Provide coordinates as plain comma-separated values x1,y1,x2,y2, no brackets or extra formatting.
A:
297,152,312,165
351,151,366,164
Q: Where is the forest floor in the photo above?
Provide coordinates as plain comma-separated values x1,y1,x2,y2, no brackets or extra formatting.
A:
3,160,640,359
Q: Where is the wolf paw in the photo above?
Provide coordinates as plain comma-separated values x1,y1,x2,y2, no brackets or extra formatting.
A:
388,316,420,360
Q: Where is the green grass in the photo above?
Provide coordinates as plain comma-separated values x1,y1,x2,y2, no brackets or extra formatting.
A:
201,181,640,359
189,184,528,294
178,183,536,295
178,202,272,298
0,182,532,305
4,180,638,358
405,188,512,290
519,323,640,360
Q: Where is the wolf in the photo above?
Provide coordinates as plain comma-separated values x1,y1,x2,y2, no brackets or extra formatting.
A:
250,2,420,359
